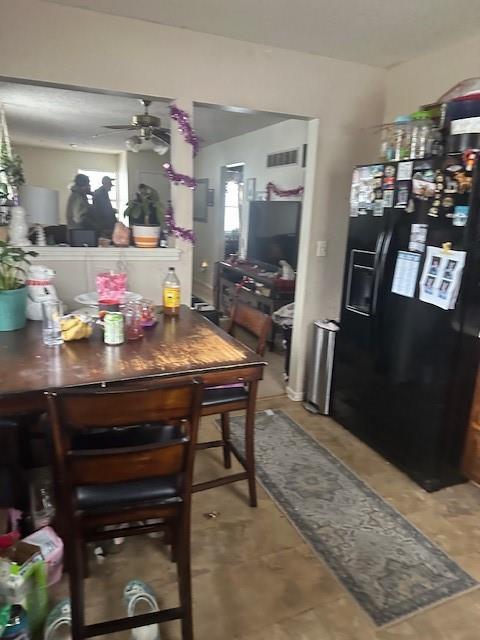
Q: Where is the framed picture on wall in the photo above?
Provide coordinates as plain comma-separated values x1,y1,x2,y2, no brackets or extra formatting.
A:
246,178,256,201
194,178,209,222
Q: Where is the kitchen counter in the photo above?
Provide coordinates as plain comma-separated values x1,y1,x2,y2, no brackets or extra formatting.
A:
30,246,187,310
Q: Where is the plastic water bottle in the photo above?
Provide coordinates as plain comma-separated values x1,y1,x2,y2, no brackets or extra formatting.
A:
163,267,180,316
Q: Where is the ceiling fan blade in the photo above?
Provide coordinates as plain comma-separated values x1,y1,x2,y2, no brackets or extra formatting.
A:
91,130,125,139
103,124,138,130
152,128,170,144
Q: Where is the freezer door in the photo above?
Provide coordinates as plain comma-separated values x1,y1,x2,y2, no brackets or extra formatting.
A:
333,206,388,440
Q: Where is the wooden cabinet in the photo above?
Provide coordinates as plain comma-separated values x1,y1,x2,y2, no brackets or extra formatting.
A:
214,261,295,349
462,368,480,484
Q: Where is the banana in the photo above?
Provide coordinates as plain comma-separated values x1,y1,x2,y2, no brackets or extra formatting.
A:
61,315,93,341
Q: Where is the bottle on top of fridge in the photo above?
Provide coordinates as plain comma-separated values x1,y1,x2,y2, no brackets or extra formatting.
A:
163,267,180,316
410,110,433,159
393,115,412,161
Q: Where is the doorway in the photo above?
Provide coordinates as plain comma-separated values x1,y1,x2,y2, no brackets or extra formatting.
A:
223,164,244,259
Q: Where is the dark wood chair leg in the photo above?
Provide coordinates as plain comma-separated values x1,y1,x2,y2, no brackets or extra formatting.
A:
177,521,193,640
245,381,258,508
220,413,232,469
68,532,86,640
82,543,90,579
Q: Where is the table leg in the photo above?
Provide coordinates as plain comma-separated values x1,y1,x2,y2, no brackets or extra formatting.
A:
245,380,258,508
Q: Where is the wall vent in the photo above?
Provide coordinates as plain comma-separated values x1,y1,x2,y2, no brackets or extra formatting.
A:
267,148,298,168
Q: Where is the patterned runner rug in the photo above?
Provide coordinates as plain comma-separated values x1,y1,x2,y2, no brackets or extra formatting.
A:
228,409,478,626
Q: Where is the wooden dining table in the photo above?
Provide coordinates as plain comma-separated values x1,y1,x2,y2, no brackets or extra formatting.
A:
0,305,266,416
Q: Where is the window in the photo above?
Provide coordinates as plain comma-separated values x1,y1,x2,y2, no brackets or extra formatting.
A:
78,170,118,211
224,180,240,232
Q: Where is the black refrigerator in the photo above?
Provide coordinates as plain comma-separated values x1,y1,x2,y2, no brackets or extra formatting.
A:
332,155,480,491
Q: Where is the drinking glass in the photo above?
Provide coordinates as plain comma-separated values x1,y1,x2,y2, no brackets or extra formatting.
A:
123,301,144,341
42,300,64,346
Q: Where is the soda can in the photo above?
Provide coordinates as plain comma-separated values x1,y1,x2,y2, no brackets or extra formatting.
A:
104,312,124,345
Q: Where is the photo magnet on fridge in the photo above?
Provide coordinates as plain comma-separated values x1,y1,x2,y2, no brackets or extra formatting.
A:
453,206,469,227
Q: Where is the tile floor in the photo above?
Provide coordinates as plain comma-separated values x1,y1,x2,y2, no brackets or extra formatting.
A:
51,396,480,640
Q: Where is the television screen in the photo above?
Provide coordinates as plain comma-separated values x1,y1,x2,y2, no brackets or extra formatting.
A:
247,201,301,270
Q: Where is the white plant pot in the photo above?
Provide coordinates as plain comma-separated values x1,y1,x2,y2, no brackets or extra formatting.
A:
132,224,160,248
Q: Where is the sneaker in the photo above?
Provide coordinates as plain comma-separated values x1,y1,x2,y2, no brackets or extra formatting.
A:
123,580,160,640
44,599,71,640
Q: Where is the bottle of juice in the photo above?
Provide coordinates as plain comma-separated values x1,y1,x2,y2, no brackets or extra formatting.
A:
163,267,181,316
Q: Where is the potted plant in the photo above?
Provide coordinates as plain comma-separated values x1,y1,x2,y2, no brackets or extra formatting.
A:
0,182,9,243
124,183,164,248
0,241,37,331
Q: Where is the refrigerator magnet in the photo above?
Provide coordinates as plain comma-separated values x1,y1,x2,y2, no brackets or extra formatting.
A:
395,183,410,208
412,177,436,200
383,190,394,208
397,161,414,181
453,206,469,227
441,196,455,218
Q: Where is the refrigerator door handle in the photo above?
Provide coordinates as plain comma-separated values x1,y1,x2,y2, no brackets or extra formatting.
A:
371,229,392,316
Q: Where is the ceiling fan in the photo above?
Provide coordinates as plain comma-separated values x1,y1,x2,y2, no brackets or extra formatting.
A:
101,99,170,154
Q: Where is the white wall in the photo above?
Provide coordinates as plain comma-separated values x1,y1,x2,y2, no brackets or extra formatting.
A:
385,32,480,122
0,0,386,397
14,144,119,223
193,119,308,292
126,150,171,205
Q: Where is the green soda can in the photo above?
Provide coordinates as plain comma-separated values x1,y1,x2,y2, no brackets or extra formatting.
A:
104,312,124,345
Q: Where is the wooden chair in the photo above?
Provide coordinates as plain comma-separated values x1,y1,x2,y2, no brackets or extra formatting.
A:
194,303,271,507
46,380,203,640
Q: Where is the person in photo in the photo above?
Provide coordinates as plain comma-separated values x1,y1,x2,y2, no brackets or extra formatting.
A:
429,256,440,276
444,259,457,280
439,279,451,300
425,276,435,294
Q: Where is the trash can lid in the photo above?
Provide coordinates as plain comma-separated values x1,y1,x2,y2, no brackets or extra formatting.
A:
314,320,339,331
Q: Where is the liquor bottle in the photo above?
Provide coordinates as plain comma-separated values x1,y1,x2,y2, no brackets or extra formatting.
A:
159,229,168,248
163,267,180,316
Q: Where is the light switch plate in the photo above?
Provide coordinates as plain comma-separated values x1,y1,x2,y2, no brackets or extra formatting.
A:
316,240,327,257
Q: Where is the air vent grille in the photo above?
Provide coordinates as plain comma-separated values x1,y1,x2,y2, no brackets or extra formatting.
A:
267,149,298,168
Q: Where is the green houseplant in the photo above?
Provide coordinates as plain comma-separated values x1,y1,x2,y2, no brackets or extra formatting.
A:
124,183,164,248
0,241,37,331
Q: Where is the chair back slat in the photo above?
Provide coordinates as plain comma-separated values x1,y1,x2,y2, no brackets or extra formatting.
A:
46,380,202,499
52,384,196,430
69,439,187,485
228,303,272,356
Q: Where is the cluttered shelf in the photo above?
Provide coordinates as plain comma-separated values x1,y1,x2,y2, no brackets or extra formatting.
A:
214,260,295,351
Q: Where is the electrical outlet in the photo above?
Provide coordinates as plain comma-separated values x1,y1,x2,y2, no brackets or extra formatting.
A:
316,240,327,257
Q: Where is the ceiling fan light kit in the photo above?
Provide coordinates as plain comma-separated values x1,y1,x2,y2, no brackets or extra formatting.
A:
125,135,141,152
103,99,171,153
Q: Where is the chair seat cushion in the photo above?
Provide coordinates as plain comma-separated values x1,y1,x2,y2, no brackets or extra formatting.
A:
202,385,248,407
76,475,180,512
73,423,183,512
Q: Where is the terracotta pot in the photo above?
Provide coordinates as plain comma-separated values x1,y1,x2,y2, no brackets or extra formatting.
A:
132,224,160,248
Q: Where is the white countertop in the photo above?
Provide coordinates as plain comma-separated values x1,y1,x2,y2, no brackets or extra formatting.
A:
31,246,181,261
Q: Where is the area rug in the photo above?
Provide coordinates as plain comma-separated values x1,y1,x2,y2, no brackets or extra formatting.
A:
227,409,478,626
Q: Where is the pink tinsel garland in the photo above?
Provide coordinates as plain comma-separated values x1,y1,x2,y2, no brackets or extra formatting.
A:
163,162,197,189
165,202,195,244
266,181,304,201
169,104,200,155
